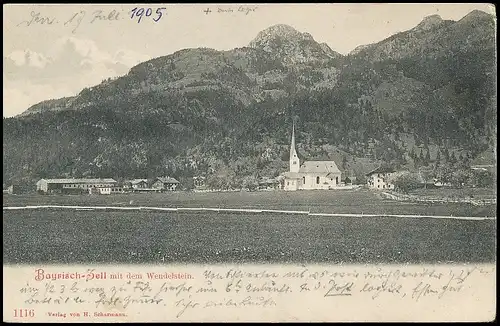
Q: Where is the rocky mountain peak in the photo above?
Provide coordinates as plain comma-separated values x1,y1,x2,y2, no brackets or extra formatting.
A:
415,14,444,31
248,24,340,64
249,24,315,49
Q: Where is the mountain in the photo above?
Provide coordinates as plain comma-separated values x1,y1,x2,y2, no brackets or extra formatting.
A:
351,11,494,60
18,24,344,118
248,24,343,64
17,96,76,117
3,11,496,188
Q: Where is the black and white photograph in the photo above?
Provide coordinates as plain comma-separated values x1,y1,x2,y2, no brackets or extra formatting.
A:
2,3,497,322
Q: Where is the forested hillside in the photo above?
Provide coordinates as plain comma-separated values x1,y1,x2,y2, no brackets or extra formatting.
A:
3,10,496,188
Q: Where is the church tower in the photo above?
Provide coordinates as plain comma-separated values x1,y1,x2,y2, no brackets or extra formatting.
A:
289,122,300,173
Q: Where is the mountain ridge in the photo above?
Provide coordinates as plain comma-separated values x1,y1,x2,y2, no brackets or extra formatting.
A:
16,11,496,117
3,10,496,187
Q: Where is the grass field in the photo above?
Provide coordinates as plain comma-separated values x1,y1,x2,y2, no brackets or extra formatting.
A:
2,188,497,217
3,189,496,265
3,210,496,265
409,187,496,199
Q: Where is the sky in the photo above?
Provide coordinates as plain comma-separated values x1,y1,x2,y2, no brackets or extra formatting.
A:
3,3,496,117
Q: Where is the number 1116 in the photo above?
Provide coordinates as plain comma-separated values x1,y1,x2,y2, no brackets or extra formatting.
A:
14,309,35,318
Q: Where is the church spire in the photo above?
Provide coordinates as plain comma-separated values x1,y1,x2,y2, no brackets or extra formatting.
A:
289,121,300,173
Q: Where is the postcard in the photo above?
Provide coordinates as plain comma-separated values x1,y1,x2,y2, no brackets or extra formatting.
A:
3,3,497,322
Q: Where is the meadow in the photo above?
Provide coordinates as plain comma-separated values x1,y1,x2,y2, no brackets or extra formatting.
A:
408,187,496,199
2,188,497,265
3,209,496,265
2,188,497,217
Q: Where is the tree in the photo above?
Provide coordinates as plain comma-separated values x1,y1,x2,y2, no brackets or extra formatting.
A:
354,170,367,185
449,151,457,164
206,175,223,190
179,176,194,191
388,171,420,194
442,148,450,162
242,175,259,191
470,169,494,188
435,163,454,185
417,149,425,166
450,169,473,188
341,156,348,170
419,166,434,189
424,149,431,164
409,147,416,161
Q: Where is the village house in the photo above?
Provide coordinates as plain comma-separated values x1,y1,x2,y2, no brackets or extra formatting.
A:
193,176,206,189
122,181,133,190
365,167,395,190
125,177,181,192
432,178,453,187
130,179,149,191
151,177,180,191
36,178,118,194
7,185,19,194
283,124,342,191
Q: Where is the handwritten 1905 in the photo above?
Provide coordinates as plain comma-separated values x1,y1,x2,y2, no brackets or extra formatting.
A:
130,7,167,23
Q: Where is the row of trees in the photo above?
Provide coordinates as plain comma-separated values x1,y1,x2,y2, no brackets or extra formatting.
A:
389,164,495,194
203,175,272,191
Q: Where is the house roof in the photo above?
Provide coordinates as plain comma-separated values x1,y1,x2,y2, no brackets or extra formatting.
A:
38,178,117,184
299,161,341,174
130,179,148,185
365,166,396,176
155,177,180,184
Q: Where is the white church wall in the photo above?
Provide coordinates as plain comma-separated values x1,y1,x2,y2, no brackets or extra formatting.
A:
284,179,300,191
299,173,342,190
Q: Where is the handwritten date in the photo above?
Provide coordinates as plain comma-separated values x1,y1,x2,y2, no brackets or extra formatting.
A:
130,7,166,23
17,7,167,34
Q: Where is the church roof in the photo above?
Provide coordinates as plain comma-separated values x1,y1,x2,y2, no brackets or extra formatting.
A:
289,122,299,160
283,172,302,179
299,161,341,174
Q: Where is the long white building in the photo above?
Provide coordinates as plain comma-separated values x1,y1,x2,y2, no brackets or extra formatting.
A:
36,178,117,194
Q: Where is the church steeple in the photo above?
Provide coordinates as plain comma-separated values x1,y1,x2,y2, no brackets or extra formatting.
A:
289,122,300,173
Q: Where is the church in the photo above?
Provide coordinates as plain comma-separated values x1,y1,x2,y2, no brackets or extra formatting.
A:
283,124,342,191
